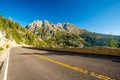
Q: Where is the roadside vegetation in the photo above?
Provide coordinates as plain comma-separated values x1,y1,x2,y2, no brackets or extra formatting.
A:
6,44,9,48
0,15,43,47
108,35,117,47
0,47,4,51
117,38,120,48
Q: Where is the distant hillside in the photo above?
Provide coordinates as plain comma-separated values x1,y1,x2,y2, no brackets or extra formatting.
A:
80,31,120,47
26,20,120,47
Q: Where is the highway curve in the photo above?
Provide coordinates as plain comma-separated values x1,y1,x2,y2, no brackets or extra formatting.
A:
6,47,120,80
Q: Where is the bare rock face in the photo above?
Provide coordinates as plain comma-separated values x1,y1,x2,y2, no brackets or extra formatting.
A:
26,20,82,34
43,20,51,27
0,30,4,46
26,20,43,32
54,23,65,31
63,23,82,33
0,30,6,47
43,20,55,31
0,30,5,46
31,20,43,27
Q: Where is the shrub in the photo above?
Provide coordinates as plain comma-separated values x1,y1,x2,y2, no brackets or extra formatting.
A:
6,44,9,48
0,47,4,51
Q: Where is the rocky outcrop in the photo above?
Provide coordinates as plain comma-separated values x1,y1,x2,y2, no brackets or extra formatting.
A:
26,20,43,32
0,29,18,48
25,20,83,34
63,23,81,33
54,23,65,31
0,29,6,47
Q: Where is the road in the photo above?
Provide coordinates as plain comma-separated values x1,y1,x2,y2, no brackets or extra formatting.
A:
5,47,120,80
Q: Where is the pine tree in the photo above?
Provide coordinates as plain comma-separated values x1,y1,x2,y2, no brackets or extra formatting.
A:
108,35,116,47
117,38,120,48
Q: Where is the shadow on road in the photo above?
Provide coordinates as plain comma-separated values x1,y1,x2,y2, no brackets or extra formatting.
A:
21,47,120,62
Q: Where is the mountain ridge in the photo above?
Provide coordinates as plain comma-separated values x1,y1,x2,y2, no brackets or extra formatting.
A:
25,20,120,47
25,20,84,34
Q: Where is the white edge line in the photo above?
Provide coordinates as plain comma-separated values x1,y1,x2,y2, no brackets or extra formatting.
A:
3,49,10,80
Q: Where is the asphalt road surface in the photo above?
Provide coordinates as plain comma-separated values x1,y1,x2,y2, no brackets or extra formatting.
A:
5,47,120,80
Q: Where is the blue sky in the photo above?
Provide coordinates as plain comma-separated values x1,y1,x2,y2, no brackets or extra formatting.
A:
0,0,120,35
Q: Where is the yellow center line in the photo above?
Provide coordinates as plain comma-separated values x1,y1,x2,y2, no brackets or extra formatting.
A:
17,47,116,80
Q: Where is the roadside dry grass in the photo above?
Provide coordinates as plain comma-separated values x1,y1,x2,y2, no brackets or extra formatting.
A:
37,47,120,56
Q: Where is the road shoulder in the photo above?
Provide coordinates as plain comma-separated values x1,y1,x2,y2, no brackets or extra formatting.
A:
0,48,11,80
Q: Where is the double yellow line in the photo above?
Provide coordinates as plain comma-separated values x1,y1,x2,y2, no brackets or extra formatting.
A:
17,47,115,80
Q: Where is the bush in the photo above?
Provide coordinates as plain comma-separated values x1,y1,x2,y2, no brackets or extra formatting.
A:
6,44,9,48
0,47,4,51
